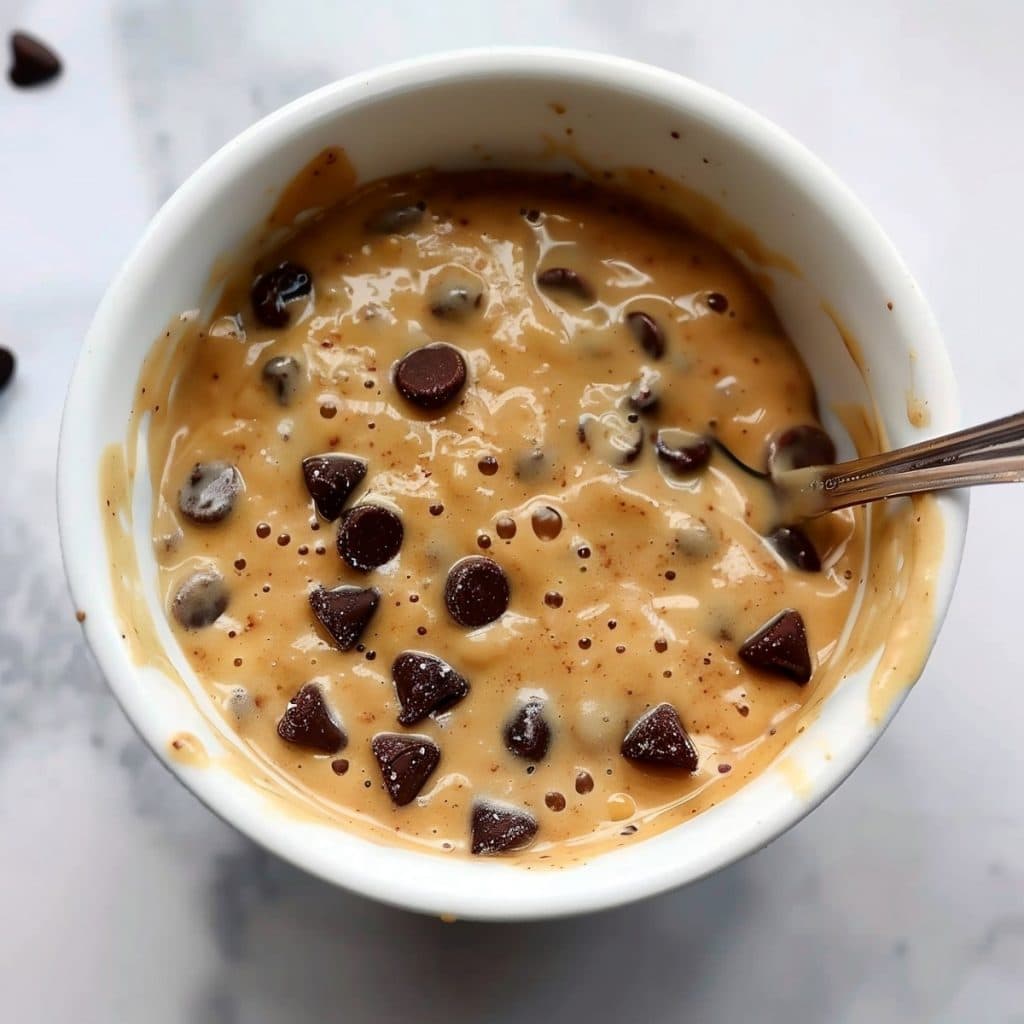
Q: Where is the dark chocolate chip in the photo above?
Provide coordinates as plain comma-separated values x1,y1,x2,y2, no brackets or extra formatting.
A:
768,526,821,572
706,292,729,313
371,732,441,806
392,650,470,725
530,505,562,541
250,261,312,328
302,453,367,521
536,267,594,302
393,343,467,410
277,683,346,754
738,609,812,684
621,703,699,771
504,700,551,762
337,504,403,571
0,347,15,392
261,355,302,405
655,429,713,474
444,556,511,628
470,801,538,855
626,311,666,359
366,203,425,234
575,770,594,794
767,425,837,473
309,585,379,650
578,412,643,464
8,32,61,87
171,571,228,629
178,462,242,523
429,281,483,320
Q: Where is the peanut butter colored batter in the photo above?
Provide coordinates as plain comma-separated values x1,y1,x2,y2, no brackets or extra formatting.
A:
102,158,942,865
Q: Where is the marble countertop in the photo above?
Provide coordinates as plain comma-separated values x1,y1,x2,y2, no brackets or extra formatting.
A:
2,1,1021,1020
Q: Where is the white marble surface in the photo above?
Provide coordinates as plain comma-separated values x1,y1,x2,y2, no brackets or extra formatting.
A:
1,1,1022,1020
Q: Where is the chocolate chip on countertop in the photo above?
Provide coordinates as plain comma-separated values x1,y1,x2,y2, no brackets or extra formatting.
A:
536,267,594,302
429,280,483,321
392,650,470,725
504,700,551,762
337,504,403,571
366,202,425,234
768,525,821,572
0,348,15,392
393,343,467,409
178,462,242,524
621,703,699,771
302,453,367,521
655,428,713,475
738,609,812,684
261,355,302,405
277,683,346,754
371,733,441,806
8,31,61,87
444,556,511,628
309,585,379,651
578,412,643,465
250,261,312,328
767,425,837,473
470,801,539,855
626,311,666,359
171,571,228,630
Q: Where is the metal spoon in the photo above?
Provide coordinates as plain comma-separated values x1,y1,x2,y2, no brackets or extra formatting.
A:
775,410,1024,517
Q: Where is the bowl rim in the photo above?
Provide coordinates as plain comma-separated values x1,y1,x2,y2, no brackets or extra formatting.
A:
58,46,969,920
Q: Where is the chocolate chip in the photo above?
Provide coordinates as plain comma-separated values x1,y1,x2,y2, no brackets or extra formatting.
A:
739,609,812,684
429,280,483,320
444,556,510,628
277,683,346,754
366,202,425,234
504,700,551,761
309,585,379,650
392,650,470,725
578,412,643,465
371,733,441,806
0,347,14,392
768,526,821,572
536,267,594,302
545,791,566,811
655,429,712,474
470,801,538,855
621,703,699,771
627,370,661,414
250,261,312,328
530,505,562,541
626,311,666,359
575,770,594,794
261,355,301,405
706,292,729,313
393,343,467,410
331,758,349,775
171,571,228,629
495,516,517,540
767,425,837,473
337,504,403,571
302,453,367,521
178,462,242,523
8,32,61,87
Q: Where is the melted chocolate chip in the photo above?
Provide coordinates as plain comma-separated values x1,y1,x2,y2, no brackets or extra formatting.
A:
366,202,425,234
470,801,538,855
0,347,15,392
302,453,367,521
504,700,551,761
393,343,467,410
309,585,379,650
371,733,441,806
171,571,228,629
626,310,666,359
621,703,699,771
261,355,302,405
392,651,470,725
178,462,242,523
627,370,661,414
250,261,312,328
768,525,821,572
655,429,713,475
429,281,483,320
536,267,594,302
8,32,61,87
767,425,837,473
277,683,346,754
337,504,403,571
444,556,511,628
738,609,812,684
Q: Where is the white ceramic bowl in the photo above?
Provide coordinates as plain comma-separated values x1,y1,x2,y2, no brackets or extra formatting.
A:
58,49,968,920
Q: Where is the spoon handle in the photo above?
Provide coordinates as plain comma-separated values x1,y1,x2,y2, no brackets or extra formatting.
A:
794,410,1024,513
